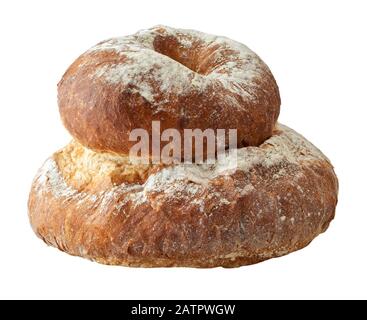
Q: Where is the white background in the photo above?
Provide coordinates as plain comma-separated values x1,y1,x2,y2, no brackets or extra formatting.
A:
0,0,366,300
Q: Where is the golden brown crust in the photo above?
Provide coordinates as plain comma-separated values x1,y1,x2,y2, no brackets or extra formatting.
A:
28,125,338,267
58,26,280,154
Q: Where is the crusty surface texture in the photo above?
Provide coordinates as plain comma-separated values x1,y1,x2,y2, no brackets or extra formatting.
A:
28,124,338,267
58,25,280,154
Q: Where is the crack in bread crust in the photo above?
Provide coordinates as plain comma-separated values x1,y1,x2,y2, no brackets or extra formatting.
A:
55,141,160,190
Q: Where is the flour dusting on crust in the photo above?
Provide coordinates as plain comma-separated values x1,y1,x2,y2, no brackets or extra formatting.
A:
33,124,330,213
89,25,268,104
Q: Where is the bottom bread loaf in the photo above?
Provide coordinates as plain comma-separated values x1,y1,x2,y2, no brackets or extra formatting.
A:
28,124,338,267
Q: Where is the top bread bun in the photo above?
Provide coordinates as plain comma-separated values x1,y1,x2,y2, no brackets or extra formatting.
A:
58,25,281,154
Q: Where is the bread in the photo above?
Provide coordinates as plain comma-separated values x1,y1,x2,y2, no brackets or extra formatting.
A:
28,26,338,267
29,124,337,267
58,25,280,154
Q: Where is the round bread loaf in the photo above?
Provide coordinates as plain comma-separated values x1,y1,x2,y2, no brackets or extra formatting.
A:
58,25,280,154
28,124,338,267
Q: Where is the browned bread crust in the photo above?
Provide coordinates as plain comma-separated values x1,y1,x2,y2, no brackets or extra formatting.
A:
28,125,338,267
58,26,280,154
